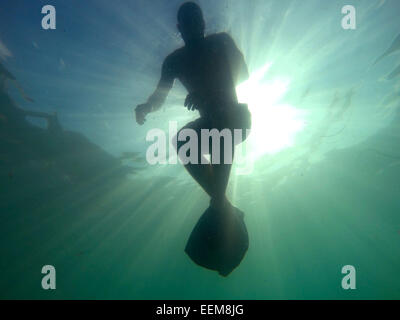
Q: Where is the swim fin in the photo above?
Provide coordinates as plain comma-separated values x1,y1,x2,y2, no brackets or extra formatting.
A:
185,205,249,276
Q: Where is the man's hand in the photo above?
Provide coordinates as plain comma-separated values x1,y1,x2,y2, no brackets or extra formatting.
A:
184,92,203,111
135,103,151,125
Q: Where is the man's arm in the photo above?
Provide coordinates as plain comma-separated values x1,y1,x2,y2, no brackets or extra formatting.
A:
147,55,175,111
135,55,175,125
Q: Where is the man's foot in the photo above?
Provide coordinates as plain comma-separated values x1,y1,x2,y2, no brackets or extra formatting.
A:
210,196,233,212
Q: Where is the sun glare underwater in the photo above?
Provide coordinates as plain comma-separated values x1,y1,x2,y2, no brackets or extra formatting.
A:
1,0,400,299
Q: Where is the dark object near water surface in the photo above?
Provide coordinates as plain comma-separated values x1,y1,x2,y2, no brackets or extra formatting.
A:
185,205,249,276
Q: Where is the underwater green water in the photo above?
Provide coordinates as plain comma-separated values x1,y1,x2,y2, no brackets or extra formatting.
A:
1,0,400,299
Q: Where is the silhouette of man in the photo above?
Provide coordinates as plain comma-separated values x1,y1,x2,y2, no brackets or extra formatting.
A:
136,2,250,211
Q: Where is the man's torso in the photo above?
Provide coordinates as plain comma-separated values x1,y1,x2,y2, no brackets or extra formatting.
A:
167,33,239,116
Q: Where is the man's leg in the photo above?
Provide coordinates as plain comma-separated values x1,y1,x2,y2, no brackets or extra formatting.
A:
174,120,235,209
174,120,215,198
209,136,234,210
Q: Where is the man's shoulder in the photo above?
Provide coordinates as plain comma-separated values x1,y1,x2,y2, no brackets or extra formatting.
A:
165,47,184,63
206,32,234,44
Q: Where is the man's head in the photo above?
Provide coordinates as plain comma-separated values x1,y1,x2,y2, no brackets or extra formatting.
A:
177,2,205,43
